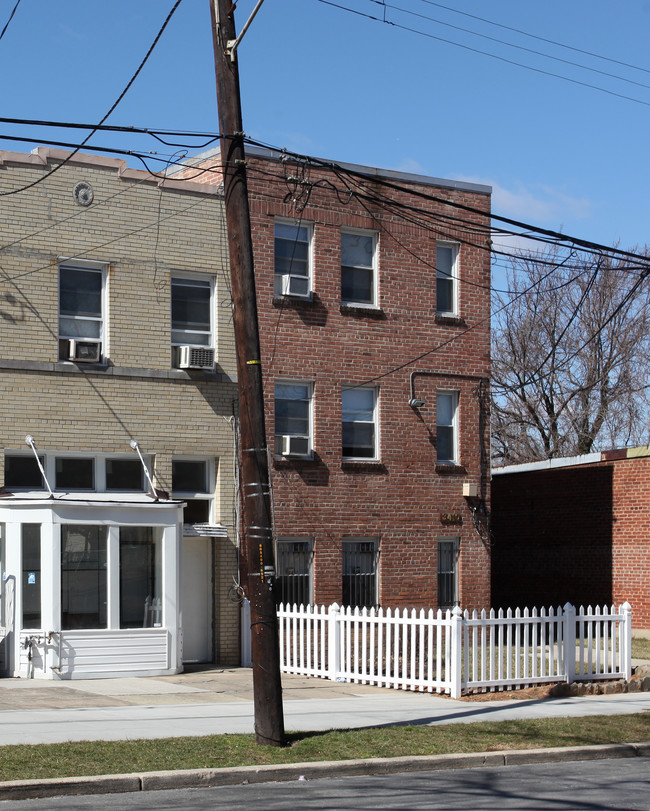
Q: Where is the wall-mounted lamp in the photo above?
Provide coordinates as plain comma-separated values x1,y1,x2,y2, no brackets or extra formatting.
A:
409,398,425,409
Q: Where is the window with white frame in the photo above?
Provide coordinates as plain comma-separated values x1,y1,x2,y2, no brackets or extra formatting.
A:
342,538,379,609
438,538,459,609
341,230,377,306
342,387,378,460
119,526,162,629
61,525,108,630
274,381,312,457
172,458,214,526
59,262,106,362
436,243,459,316
274,220,312,298
171,277,213,347
275,538,312,607
436,391,458,465
4,452,149,494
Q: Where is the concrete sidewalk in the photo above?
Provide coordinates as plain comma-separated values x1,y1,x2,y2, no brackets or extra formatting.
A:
0,667,649,746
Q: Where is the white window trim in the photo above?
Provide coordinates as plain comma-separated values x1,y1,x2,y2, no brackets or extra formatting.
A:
436,242,459,317
4,451,151,494
436,390,459,465
341,228,379,308
274,218,314,299
274,380,314,458
170,274,215,348
58,259,108,361
342,386,379,461
171,456,216,525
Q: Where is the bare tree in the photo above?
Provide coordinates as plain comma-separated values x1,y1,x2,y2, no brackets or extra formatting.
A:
491,246,650,465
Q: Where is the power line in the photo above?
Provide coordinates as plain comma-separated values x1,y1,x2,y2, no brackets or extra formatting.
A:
0,0,21,44
315,0,650,109
0,0,184,198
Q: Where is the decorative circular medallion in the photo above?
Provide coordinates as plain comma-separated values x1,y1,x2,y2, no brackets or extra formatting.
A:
73,181,94,207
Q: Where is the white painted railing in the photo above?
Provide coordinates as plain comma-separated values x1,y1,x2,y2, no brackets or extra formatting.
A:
241,600,632,698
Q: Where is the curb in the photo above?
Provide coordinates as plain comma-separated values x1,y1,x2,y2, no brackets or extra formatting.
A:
0,741,649,801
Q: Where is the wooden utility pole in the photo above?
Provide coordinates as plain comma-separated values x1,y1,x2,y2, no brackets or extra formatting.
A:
209,0,285,747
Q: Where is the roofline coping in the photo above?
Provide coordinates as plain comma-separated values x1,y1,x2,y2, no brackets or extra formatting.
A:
171,145,492,196
492,445,650,476
0,147,222,197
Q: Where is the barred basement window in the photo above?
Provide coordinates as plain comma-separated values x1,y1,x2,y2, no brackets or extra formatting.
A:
342,539,379,609
438,538,459,609
275,539,312,607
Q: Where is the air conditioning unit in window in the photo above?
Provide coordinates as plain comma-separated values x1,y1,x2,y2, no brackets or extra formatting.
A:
176,346,215,370
280,435,309,457
63,339,101,363
280,274,310,298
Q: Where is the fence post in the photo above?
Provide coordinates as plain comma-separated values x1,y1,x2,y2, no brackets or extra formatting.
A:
621,601,633,680
563,603,576,684
328,603,341,682
450,606,463,699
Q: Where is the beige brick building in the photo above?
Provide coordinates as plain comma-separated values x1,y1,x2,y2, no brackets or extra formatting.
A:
0,148,239,678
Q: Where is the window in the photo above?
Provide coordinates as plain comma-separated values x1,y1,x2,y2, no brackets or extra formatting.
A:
105,459,143,491
436,391,458,465
275,539,312,607
5,455,43,489
341,230,377,306
171,277,213,347
438,538,459,609
343,539,378,609
61,525,107,630
4,452,149,494
436,244,458,316
59,263,105,360
342,387,378,459
172,459,213,526
56,457,94,490
274,382,312,457
120,527,162,628
274,220,312,298
22,524,41,629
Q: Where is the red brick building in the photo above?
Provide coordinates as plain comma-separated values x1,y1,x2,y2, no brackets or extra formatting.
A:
176,147,492,611
492,449,650,630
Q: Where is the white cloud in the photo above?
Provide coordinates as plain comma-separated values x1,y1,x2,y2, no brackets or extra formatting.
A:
455,176,592,227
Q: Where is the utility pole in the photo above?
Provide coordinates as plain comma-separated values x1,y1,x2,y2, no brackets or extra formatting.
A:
209,0,285,747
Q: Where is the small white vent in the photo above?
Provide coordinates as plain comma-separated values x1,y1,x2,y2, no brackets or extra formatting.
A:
280,435,309,457
176,346,215,370
281,274,310,298
64,339,101,363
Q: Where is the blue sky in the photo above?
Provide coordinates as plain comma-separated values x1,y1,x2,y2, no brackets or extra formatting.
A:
1,0,649,252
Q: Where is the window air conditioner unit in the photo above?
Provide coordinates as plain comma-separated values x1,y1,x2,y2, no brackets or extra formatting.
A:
65,339,101,363
281,274,310,298
280,435,309,457
177,346,215,370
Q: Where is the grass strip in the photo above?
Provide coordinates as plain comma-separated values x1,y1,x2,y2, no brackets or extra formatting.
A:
0,713,648,782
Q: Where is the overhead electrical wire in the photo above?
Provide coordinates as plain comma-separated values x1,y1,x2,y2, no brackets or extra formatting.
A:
0,0,21,44
315,0,650,109
0,0,184,198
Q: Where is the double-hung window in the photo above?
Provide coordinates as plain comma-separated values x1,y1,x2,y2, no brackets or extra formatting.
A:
172,458,214,527
59,262,106,362
436,243,459,316
436,391,458,465
275,538,313,607
342,387,378,460
342,538,379,609
274,220,312,298
341,230,377,306
274,382,312,457
171,277,214,368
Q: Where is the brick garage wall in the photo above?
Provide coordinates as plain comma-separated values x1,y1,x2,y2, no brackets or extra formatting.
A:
492,455,650,629
226,151,493,610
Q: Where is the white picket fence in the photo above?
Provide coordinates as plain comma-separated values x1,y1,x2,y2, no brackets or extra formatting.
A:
241,601,632,698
